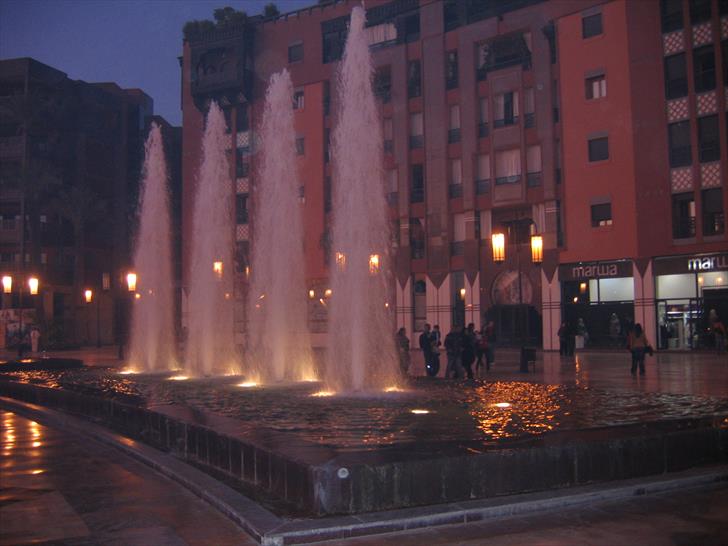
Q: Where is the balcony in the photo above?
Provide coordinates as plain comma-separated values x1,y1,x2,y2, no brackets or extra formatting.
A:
527,172,542,187
448,183,463,199
494,116,519,129
495,175,521,186
447,128,461,144
476,32,533,79
476,178,490,194
0,136,23,159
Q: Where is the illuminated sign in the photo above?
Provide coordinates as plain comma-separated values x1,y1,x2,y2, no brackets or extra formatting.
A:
688,255,728,272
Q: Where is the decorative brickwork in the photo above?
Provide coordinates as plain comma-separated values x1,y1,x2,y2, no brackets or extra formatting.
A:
662,30,685,54
236,178,249,193
701,162,722,188
692,22,713,46
697,91,718,115
721,16,728,39
667,97,690,121
236,224,249,241
671,167,693,192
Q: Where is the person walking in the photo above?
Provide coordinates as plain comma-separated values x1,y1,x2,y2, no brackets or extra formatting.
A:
557,322,568,356
475,325,487,376
444,326,463,379
430,324,442,376
461,323,476,380
396,327,411,375
419,324,436,377
627,323,651,376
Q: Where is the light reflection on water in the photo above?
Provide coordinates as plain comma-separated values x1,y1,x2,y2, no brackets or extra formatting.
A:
2,370,727,449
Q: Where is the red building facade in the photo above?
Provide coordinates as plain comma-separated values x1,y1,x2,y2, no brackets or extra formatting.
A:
180,0,728,351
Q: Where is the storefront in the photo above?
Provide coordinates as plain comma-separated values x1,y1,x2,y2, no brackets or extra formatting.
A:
653,252,728,350
560,260,634,348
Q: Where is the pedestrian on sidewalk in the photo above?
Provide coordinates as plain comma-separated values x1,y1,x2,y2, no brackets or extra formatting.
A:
444,326,463,379
627,323,651,376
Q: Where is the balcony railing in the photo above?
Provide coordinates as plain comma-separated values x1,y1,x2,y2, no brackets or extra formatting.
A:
448,183,463,199
476,178,490,194
494,116,519,128
495,175,521,185
527,171,542,187
447,128,461,143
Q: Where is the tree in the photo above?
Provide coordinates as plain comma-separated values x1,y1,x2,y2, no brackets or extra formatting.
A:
213,6,248,25
263,3,280,18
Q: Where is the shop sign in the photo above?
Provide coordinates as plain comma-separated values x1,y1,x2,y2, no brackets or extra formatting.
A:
559,260,632,281
687,254,728,272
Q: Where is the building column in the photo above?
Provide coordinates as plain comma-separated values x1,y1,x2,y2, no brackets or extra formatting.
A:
426,274,451,334
541,268,561,351
396,277,413,334
634,260,656,345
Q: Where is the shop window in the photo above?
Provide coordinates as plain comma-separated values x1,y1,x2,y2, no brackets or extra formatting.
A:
664,53,688,99
374,66,391,103
293,88,305,110
591,203,612,227
657,273,697,299
409,112,424,149
407,60,421,98
668,121,692,167
661,0,683,32
693,45,716,93
588,136,609,162
582,13,602,39
585,73,606,100
702,188,725,236
598,277,634,302
446,50,459,89
689,0,711,24
494,91,519,128
288,42,303,63
236,193,249,224
672,192,696,238
495,149,521,185
698,115,720,162
413,277,427,331
411,164,425,203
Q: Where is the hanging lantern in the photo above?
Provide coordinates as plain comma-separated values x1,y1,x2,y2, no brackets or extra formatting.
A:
126,272,137,292
84,289,93,303
2,276,12,294
530,235,543,264
491,233,505,263
28,277,39,295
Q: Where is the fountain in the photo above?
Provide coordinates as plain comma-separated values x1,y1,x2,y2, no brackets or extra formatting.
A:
327,6,399,392
127,123,177,372
247,69,315,383
185,102,236,376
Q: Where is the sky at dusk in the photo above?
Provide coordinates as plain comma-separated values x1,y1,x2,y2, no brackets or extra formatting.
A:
0,0,315,125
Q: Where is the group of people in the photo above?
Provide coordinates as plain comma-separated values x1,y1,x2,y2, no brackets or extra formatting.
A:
396,321,496,380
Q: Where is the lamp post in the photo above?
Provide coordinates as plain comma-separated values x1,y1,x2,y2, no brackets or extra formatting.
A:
3,274,39,357
491,227,543,372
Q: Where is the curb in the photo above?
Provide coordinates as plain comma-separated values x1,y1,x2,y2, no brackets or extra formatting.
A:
2,395,726,545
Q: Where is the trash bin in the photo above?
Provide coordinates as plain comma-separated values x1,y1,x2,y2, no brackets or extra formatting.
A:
520,346,536,373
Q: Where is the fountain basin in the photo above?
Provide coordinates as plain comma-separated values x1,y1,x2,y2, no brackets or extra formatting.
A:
0,371,726,516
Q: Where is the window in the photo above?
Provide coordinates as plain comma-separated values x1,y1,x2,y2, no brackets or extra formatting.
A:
296,136,305,156
661,0,684,32
410,219,426,259
324,177,332,213
408,60,421,98
374,66,391,103
235,148,250,178
293,88,305,110
693,45,716,93
409,112,424,149
478,97,489,137
288,42,303,63
236,104,249,132
322,22,346,64
476,154,490,194
324,128,330,163
449,158,462,198
689,0,711,24
526,145,542,187
698,115,720,162
451,213,465,256
723,40,728,86
524,88,535,128
494,91,519,128
582,13,602,39
236,194,249,224
664,54,688,99
383,118,393,154
585,73,606,99
366,22,397,47
588,136,609,162
672,192,695,238
668,121,692,167
387,169,398,205
722,0,728,15
413,276,427,330
448,105,460,143
703,188,725,235
446,50,458,89
411,164,425,203
591,203,612,227
495,149,521,185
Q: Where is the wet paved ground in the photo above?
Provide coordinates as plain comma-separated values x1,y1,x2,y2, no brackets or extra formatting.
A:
0,410,253,546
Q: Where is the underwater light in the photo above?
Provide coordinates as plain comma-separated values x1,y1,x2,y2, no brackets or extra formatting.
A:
237,381,258,388
493,402,512,408
384,386,404,393
311,390,335,397
119,369,139,375
167,375,189,381
410,409,430,414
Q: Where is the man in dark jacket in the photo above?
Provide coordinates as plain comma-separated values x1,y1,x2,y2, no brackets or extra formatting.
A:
419,323,435,376
444,326,463,379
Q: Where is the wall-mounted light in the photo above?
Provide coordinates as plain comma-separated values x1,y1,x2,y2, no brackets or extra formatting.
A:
530,235,543,264
84,289,93,303
308,289,315,299
335,252,346,270
213,261,223,278
2,276,11,294
324,288,332,297
369,254,380,274
579,282,587,293
126,272,137,292
459,287,466,300
28,277,39,295
491,233,505,263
